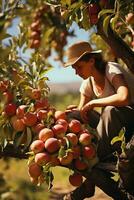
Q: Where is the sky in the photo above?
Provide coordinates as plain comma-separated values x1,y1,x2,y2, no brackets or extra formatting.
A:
6,18,95,83
47,22,91,83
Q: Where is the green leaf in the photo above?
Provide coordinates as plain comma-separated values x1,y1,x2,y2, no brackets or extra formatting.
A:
0,126,6,149
24,127,33,150
81,8,90,30
111,128,125,145
103,15,112,37
42,169,54,190
110,15,119,30
70,2,82,10
98,9,114,19
48,171,54,190
111,172,119,182
60,0,71,6
58,146,66,158
64,137,71,149
13,131,25,148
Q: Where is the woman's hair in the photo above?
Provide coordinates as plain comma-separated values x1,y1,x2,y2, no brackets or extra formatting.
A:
79,53,107,74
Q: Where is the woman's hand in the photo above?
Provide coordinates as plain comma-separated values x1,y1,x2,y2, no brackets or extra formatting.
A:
80,101,94,122
65,104,78,113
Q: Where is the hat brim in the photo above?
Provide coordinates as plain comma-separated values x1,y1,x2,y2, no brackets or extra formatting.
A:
64,50,102,67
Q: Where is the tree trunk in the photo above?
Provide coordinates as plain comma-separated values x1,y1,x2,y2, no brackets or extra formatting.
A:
97,15,134,73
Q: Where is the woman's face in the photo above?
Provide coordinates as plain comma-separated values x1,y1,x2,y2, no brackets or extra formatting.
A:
72,58,95,79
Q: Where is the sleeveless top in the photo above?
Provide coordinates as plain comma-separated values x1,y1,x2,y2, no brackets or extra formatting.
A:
79,62,134,104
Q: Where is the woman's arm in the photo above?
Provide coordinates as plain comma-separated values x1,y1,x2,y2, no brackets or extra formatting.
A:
80,74,130,121
90,74,130,107
78,93,92,110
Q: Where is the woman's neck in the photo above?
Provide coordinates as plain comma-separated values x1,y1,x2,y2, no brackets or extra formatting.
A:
91,69,105,85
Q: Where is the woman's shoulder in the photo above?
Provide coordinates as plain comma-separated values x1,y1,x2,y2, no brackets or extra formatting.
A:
106,61,122,71
105,62,123,82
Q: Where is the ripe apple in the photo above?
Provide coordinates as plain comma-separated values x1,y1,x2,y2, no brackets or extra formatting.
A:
5,103,17,116
44,138,60,153
30,20,41,31
66,133,78,146
50,155,60,166
28,162,42,178
54,110,67,120
74,158,88,171
69,173,83,187
32,123,45,134
39,128,54,142
58,137,67,147
30,39,40,49
37,109,48,121
56,119,68,131
16,105,27,119
71,145,81,159
23,112,37,126
82,145,96,159
35,152,51,166
52,124,66,139
79,133,92,146
69,119,82,133
34,98,49,110
59,152,73,166
30,31,41,40
30,140,45,154
11,116,25,132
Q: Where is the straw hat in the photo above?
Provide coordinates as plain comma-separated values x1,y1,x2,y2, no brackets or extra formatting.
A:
64,41,101,67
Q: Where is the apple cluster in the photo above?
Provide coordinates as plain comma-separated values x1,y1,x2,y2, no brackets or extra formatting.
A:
28,110,98,188
0,78,52,142
29,5,49,49
0,79,98,189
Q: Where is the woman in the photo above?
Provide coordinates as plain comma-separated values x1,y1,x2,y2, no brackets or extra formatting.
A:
63,41,134,200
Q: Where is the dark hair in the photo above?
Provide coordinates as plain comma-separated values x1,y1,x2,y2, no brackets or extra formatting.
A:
79,53,107,74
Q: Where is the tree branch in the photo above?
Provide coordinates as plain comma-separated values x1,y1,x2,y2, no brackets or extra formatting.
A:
0,143,28,159
97,15,134,73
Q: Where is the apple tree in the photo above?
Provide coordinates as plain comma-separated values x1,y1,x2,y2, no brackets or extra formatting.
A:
0,0,134,199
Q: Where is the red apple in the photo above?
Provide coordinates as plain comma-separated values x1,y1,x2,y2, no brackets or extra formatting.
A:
74,158,88,171
69,119,82,133
59,152,73,166
35,152,51,166
54,110,67,120
45,138,60,153
5,103,17,116
37,109,48,121
82,145,96,159
16,105,27,119
28,162,42,178
23,112,37,126
69,173,83,187
39,128,54,142
79,133,92,146
30,140,45,154
66,133,78,146
52,124,66,138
